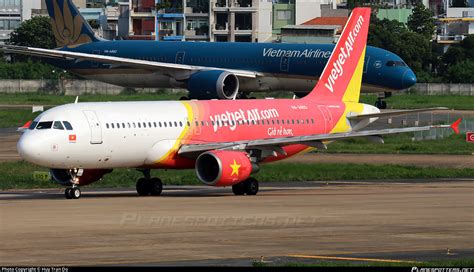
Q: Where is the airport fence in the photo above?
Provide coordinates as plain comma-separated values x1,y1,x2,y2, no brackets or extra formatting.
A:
0,79,184,95
0,79,473,96
411,115,473,141
408,83,474,95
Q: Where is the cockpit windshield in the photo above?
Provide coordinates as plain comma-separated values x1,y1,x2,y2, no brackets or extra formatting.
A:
36,121,53,130
63,121,73,130
53,121,64,130
386,61,407,67
28,121,38,130
30,121,73,130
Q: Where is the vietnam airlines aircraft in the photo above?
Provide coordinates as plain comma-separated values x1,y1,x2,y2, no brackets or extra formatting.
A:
0,0,416,108
17,8,455,199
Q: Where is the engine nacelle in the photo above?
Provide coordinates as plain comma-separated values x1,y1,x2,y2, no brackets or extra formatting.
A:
187,70,239,100
195,150,255,187
50,169,112,186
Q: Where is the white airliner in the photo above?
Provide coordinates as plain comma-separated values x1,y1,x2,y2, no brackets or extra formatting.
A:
17,8,457,199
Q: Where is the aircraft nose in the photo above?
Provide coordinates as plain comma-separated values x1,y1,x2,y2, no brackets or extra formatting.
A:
402,69,417,89
17,133,42,164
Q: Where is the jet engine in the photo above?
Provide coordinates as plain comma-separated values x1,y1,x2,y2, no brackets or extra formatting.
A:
187,70,239,100
195,150,258,186
50,169,112,186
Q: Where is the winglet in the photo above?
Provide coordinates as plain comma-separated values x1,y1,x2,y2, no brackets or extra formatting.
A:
450,118,462,135
17,120,32,132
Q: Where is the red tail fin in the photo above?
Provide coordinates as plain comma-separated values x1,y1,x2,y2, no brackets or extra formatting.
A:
304,8,371,103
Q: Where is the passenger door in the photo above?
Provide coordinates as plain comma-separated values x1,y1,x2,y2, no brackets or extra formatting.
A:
280,56,290,72
318,105,333,133
83,110,103,144
175,52,185,64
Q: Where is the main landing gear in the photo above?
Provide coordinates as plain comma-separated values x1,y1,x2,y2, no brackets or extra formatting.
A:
136,169,163,196
232,178,259,196
65,185,81,199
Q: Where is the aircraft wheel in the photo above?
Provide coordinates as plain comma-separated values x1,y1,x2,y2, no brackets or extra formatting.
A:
244,178,259,195
136,178,150,196
375,99,387,109
294,92,307,98
65,188,73,199
149,178,163,196
232,182,246,195
71,187,81,199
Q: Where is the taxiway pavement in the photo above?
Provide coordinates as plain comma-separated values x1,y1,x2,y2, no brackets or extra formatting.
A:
1,181,473,266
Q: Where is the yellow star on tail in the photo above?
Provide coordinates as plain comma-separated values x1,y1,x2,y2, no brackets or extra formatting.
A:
230,160,241,176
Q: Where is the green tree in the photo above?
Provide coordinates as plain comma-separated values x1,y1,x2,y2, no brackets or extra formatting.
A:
439,35,474,82
7,16,55,49
407,5,436,39
368,17,432,77
442,46,466,66
459,35,474,59
445,61,474,83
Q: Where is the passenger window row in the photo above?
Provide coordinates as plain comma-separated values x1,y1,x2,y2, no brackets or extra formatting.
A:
105,118,315,129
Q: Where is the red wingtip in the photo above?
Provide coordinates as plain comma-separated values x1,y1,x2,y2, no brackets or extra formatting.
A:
21,120,32,129
450,118,462,135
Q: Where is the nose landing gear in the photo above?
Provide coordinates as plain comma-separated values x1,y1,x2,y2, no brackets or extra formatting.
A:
375,92,392,109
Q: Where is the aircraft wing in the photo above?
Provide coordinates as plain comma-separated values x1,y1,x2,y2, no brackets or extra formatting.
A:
178,124,454,157
0,45,262,78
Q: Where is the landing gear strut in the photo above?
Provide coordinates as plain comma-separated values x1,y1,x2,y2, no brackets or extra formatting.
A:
232,178,259,196
374,92,392,109
136,169,163,196
65,185,81,199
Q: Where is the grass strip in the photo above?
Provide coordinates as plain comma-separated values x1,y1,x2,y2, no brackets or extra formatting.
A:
1,160,473,190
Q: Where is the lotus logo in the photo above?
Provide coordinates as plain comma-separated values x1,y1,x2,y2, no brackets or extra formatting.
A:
374,60,382,69
50,0,92,48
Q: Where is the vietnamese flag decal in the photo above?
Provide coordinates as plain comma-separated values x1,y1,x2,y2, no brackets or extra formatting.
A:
69,134,77,142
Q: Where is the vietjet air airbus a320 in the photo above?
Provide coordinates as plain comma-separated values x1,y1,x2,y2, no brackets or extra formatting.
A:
17,8,456,199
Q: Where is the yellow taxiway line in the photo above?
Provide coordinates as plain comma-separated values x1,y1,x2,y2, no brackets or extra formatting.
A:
287,254,420,264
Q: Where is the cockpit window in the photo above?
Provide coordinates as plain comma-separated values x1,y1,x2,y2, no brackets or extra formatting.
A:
386,60,407,67
36,121,53,130
28,121,38,130
53,121,64,130
63,121,73,130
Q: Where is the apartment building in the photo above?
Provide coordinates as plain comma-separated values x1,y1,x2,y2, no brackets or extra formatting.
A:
128,0,274,42
438,4,474,47
209,0,272,42
0,0,42,44
272,0,322,41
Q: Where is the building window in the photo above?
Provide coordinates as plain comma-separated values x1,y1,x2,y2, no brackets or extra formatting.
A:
277,10,292,21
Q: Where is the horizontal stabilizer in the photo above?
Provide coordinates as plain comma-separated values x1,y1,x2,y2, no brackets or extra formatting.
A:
347,107,448,120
